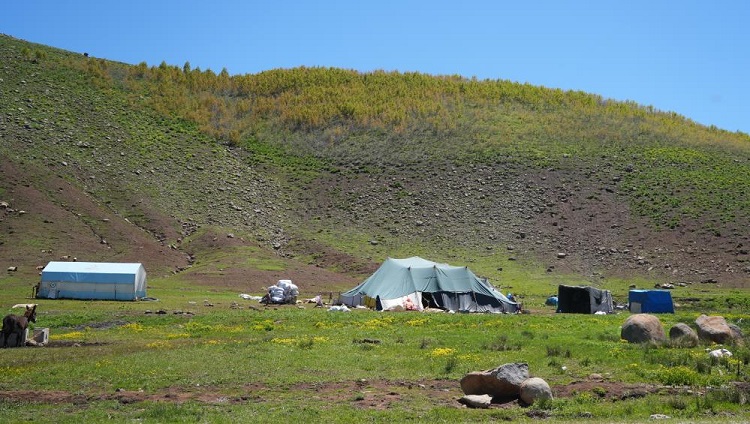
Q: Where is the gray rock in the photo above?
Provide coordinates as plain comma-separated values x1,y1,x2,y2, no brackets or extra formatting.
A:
695,315,734,344
728,323,744,341
621,314,666,343
458,394,493,409
669,323,699,347
519,377,553,405
460,362,529,398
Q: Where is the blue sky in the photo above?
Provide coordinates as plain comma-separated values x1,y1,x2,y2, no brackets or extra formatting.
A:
3,1,748,133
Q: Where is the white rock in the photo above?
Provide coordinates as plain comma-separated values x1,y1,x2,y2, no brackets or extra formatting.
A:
458,394,493,409
708,348,732,359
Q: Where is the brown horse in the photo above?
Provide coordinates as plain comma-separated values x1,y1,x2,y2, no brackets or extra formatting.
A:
2,305,37,348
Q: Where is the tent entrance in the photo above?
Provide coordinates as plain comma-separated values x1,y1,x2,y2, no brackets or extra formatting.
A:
557,285,613,314
421,292,438,309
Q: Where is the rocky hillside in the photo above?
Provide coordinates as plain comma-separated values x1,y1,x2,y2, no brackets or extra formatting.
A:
1,35,749,293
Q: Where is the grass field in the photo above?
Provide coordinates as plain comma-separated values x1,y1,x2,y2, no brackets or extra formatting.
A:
1,274,748,423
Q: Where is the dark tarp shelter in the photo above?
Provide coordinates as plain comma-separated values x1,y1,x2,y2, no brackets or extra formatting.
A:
340,257,518,313
556,285,613,314
628,290,674,313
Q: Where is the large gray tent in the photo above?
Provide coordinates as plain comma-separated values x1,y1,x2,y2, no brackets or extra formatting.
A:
340,257,518,313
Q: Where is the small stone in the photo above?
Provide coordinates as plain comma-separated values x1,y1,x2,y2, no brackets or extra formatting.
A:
669,323,699,347
458,394,493,409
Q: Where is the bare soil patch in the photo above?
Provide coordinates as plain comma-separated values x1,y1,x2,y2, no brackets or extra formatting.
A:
0,159,189,277
176,228,367,294
0,378,672,410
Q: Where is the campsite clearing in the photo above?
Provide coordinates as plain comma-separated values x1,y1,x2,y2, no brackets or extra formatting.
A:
0,290,748,422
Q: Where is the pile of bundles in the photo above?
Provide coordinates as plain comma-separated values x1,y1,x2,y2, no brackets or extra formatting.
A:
263,279,299,304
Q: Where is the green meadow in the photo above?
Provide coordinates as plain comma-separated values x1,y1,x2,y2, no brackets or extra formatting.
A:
1,275,748,423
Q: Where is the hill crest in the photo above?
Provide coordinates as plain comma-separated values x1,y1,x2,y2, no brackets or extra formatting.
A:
1,35,748,294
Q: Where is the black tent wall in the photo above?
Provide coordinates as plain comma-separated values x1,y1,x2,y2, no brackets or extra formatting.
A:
556,285,613,314
557,285,593,313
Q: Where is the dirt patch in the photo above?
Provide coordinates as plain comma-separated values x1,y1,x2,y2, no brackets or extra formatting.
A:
44,341,110,348
10,379,748,415
175,227,366,294
179,259,362,295
0,378,677,409
0,155,363,298
0,379,461,410
0,159,190,278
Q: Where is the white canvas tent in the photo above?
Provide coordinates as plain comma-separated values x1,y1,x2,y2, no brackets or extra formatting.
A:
340,257,517,313
38,262,147,300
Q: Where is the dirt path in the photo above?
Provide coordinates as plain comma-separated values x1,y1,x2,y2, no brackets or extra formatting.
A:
0,379,670,409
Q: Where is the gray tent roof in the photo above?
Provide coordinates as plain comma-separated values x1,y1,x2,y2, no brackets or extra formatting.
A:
341,257,516,310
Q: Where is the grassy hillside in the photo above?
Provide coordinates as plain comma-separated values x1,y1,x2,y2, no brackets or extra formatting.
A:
1,34,750,300
1,35,749,423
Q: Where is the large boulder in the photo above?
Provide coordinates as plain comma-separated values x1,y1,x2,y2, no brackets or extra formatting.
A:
695,315,734,344
519,377,553,405
669,323,699,347
621,314,666,343
460,362,529,398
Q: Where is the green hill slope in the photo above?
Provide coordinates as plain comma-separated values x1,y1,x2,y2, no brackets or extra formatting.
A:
1,35,749,296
